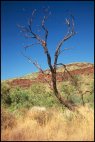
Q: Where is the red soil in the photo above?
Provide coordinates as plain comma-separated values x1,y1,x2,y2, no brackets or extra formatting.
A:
9,66,94,88
9,79,33,88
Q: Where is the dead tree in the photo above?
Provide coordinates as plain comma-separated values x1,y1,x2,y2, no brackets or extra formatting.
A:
18,9,77,111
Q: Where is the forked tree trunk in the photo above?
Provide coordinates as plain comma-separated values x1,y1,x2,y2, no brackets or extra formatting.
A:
51,70,75,111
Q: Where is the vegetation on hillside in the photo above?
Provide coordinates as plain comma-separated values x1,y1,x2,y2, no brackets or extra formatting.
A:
1,63,94,141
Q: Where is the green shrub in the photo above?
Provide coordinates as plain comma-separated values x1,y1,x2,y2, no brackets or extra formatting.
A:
8,84,60,110
61,82,84,105
68,94,82,104
71,75,81,87
84,93,94,104
82,81,94,106
1,83,12,105
29,84,60,107
10,87,30,109
61,83,75,99
30,84,46,94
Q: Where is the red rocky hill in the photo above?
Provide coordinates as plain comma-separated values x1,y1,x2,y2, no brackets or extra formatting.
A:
8,63,94,88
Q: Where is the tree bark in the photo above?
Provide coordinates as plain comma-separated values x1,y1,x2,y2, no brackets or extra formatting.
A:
51,70,75,111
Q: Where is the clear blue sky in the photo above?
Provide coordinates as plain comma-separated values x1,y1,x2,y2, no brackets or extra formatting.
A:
1,1,94,80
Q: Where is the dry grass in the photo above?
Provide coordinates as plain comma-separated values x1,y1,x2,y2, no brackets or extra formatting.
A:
1,106,94,141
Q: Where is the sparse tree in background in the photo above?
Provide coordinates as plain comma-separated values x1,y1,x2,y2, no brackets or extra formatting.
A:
18,8,77,111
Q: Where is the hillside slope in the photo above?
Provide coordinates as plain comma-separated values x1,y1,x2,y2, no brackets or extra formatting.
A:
4,62,94,88
1,62,94,141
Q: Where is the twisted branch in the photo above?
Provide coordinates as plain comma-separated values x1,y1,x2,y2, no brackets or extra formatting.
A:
54,15,76,69
21,52,53,89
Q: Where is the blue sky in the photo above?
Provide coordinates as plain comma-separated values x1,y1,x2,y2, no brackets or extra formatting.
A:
1,1,94,80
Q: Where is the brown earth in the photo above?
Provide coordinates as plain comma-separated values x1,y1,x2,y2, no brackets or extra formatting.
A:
8,66,94,88
8,79,33,88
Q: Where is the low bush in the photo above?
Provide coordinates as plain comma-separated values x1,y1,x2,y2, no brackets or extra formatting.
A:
10,87,30,109
6,84,60,111
1,83,12,105
61,83,78,103
29,84,60,107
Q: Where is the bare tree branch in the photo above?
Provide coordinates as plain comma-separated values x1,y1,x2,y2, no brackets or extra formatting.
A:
23,42,40,50
65,18,70,34
28,9,37,27
21,51,53,89
42,16,48,43
70,14,75,33
18,9,53,72
23,34,36,39
18,10,43,44
21,51,43,72
56,63,77,85
56,63,89,107
17,24,30,33
59,47,75,55
54,15,76,69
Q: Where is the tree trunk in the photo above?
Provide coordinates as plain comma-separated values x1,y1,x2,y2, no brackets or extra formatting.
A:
51,70,75,111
